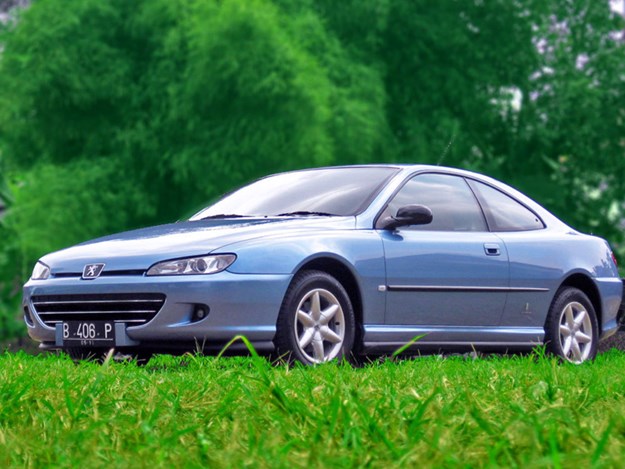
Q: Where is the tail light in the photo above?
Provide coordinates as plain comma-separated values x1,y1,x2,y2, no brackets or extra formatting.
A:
612,251,618,267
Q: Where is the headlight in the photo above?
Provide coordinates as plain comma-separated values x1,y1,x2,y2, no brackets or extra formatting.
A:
31,261,51,280
146,254,236,276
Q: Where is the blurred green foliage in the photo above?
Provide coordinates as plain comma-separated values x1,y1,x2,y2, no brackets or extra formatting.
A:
0,0,624,339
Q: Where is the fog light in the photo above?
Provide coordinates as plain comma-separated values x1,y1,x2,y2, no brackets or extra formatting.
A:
192,305,209,322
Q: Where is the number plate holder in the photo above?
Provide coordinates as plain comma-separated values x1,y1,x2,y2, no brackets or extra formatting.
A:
60,321,116,347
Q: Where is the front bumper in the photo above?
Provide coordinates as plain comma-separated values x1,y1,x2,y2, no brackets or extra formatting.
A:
23,271,292,351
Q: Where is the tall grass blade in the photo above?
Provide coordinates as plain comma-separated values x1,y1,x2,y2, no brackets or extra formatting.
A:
391,334,426,358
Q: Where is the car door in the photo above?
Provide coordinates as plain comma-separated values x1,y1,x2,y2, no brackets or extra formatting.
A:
379,173,509,327
466,179,555,328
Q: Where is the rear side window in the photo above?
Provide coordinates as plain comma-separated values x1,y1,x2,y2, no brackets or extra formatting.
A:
468,180,544,232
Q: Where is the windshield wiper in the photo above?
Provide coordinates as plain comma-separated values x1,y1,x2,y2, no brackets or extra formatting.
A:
276,211,337,217
199,214,250,220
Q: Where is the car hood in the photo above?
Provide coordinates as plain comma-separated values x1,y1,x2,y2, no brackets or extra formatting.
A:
41,217,356,274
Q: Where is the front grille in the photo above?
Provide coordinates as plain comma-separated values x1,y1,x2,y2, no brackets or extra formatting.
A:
53,270,146,279
31,293,166,327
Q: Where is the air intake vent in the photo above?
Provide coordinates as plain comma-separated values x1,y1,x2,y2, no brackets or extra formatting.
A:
31,293,166,326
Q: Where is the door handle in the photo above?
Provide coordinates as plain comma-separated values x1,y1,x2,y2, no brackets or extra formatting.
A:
484,243,501,256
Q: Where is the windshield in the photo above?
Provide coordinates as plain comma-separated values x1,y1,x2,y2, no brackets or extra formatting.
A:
190,167,399,219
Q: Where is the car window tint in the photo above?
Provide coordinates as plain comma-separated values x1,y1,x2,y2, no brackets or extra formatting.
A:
385,173,488,231
191,167,399,218
468,180,545,231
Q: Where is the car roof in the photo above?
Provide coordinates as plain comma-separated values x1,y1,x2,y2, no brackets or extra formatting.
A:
302,164,510,187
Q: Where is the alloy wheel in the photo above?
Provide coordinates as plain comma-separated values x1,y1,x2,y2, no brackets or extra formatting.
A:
294,288,345,363
558,301,593,364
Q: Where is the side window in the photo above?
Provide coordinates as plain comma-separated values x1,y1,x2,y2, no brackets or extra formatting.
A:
468,180,545,231
383,173,488,231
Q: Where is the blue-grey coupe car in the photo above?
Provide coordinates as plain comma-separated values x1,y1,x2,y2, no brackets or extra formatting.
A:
23,165,623,364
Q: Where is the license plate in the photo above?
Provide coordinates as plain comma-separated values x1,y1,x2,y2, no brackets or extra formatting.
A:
62,321,115,347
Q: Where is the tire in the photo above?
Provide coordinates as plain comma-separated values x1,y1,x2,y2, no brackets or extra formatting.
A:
544,287,598,363
275,270,355,365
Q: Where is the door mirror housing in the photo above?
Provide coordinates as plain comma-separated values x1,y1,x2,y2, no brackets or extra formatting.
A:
378,204,433,230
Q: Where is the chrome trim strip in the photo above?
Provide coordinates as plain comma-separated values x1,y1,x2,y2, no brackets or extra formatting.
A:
363,325,545,345
365,325,545,334
32,299,163,305
38,310,156,315
386,285,549,293
44,319,148,324
364,341,540,347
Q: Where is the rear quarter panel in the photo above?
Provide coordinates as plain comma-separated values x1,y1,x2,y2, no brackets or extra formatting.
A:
498,229,622,334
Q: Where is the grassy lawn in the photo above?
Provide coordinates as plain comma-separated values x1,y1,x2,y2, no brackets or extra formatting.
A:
1,348,624,468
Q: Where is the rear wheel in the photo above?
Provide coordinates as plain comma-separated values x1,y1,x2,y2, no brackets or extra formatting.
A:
275,270,355,364
544,287,598,363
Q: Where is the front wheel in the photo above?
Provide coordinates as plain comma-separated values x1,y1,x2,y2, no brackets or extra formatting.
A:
544,287,598,364
275,270,355,365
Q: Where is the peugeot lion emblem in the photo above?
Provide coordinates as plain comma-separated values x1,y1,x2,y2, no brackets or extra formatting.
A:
82,263,105,280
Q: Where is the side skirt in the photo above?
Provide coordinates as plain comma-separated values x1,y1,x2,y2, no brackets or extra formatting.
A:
362,325,544,354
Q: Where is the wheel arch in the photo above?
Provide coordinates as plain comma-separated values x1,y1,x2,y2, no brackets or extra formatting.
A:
295,256,364,350
559,273,602,326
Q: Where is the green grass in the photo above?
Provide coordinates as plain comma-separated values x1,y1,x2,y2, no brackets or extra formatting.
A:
1,348,625,468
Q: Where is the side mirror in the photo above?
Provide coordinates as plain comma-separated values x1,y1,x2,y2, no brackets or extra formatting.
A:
379,204,433,230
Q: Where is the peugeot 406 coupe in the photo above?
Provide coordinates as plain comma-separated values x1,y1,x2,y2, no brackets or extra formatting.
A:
23,165,623,364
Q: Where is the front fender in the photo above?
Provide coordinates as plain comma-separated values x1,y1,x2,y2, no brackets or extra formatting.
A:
223,230,383,275
223,230,387,324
